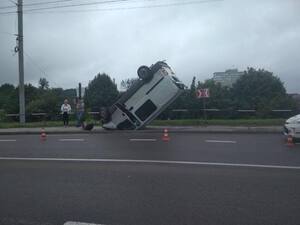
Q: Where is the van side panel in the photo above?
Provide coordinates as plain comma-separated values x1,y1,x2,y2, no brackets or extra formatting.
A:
124,72,164,114
133,77,182,129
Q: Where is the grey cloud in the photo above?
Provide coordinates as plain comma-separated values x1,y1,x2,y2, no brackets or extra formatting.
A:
0,0,299,92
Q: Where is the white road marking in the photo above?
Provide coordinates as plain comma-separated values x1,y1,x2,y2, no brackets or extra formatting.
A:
48,134,91,137
205,140,237,144
0,139,16,142
129,138,157,142
0,157,300,170
59,139,85,142
64,222,105,225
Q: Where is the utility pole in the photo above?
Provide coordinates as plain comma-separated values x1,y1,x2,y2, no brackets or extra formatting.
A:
17,0,25,123
79,83,82,99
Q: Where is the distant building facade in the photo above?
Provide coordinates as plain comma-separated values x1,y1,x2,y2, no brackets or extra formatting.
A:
213,69,244,87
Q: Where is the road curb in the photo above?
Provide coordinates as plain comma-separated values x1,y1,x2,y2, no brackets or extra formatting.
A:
0,126,282,135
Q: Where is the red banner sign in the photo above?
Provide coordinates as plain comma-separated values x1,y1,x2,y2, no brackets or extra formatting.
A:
196,89,210,98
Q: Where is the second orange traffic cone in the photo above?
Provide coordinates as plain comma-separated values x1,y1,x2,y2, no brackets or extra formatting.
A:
162,128,170,142
287,135,294,147
40,128,47,141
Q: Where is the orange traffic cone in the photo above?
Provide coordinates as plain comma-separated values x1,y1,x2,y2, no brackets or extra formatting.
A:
40,128,47,141
287,135,294,147
162,128,170,142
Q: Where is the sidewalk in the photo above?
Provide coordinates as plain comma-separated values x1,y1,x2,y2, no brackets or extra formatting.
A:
0,125,283,135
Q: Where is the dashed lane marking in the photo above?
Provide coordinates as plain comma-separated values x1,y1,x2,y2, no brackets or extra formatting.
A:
59,139,85,142
64,222,105,225
0,139,16,142
129,138,157,142
0,157,300,170
205,140,237,144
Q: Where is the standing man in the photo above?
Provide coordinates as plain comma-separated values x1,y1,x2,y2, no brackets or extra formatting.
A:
76,98,85,127
61,99,71,127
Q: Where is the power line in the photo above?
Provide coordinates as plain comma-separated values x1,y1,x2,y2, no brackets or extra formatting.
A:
0,0,222,15
0,0,74,9
23,50,61,87
7,0,17,4
24,50,47,76
0,31,16,36
0,0,127,10
23,0,223,14
0,10,16,15
0,0,16,9
23,0,133,12
0,0,131,14
23,0,74,7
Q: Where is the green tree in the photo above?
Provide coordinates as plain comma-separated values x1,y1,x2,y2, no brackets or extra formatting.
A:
189,76,196,96
197,79,233,110
187,76,197,109
85,73,119,109
0,84,17,113
232,67,293,116
24,83,39,105
120,78,139,90
26,88,68,117
0,84,15,108
38,77,49,90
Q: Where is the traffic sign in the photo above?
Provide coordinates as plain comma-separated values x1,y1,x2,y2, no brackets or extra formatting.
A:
196,88,210,98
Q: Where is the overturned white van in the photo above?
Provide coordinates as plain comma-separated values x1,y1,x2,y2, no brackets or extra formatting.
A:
102,61,185,130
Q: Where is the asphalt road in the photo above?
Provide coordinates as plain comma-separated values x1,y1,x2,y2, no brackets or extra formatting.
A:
0,133,300,225
0,133,299,165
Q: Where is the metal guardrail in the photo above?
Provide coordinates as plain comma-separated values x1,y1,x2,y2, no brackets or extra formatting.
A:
203,109,220,112
2,109,297,121
88,112,100,115
31,113,47,116
171,109,294,113
237,110,256,112
172,109,188,112
6,113,20,117
271,110,292,112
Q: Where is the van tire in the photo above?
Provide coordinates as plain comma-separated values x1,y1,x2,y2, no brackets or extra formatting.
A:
137,66,153,82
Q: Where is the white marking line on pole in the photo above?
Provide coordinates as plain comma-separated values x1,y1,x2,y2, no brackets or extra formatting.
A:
0,139,17,142
129,138,157,142
59,139,85,142
205,140,237,144
0,157,300,170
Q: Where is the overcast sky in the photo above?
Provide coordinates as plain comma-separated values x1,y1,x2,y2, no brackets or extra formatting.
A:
0,0,299,93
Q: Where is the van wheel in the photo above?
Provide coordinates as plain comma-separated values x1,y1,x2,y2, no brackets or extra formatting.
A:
137,66,153,81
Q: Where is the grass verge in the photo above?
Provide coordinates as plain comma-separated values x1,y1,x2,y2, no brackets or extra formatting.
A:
0,121,76,129
150,118,285,126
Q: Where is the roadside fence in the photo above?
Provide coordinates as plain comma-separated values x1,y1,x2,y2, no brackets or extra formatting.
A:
1,109,299,122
